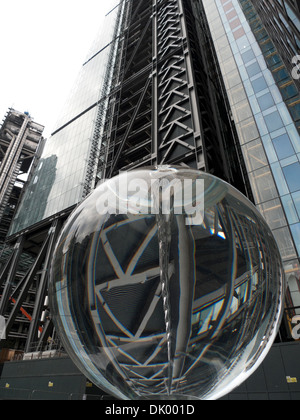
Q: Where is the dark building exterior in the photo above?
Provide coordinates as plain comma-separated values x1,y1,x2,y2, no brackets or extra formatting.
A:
0,0,300,399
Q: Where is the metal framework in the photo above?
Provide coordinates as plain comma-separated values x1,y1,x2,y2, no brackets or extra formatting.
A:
0,0,253,357
0,110,44,241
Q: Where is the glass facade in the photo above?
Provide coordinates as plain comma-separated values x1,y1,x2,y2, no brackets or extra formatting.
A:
9,1,122,236
251,0,300,73
202,0,300,335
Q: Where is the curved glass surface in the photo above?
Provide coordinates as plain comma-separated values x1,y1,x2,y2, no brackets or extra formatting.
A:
49,167,285,400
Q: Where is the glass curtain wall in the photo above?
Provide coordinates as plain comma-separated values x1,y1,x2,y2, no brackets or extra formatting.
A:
9,1,123,236
203,0,300,339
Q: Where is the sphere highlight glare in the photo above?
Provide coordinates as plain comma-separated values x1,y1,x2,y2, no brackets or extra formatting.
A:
49,167,284,400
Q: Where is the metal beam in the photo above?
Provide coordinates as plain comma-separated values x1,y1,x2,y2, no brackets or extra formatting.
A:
5,233,51,334
0,236,25,316
25,220,61,352
108,76,152,177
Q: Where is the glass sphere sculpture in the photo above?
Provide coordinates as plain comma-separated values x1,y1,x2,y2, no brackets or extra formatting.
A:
49,166,284,400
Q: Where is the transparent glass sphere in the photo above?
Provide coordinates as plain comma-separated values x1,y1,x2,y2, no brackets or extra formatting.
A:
49,166,284,400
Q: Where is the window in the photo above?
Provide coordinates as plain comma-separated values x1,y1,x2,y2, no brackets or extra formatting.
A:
242,139,268,171
264,111,284,132
241,49,255,63
283,162,300,192
252,76,268,93
290,223,300,256
249,166,279,203
257,198,287,229
272,133,295,159
246,62,261,78
257,92,275,111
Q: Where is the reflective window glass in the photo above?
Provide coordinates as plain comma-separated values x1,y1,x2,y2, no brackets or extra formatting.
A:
251,76,268,93
283,162,300,193
264,111,284,132
290,224,300,256
272,133,295,160
272,226,297,260
271,162,290,196
292,191,300,219
281,194,299,225
241,49,255,63
246,62,261,78
236,117,259,144
242,139,268,172
257,198,287,230
257,93,275,111
248,166,279,204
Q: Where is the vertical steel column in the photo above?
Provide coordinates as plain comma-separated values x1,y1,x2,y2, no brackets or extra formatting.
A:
152,0,159,164
25,220,61,352
0,115,30,205
153,0,205,168
4,226,56,339
0,236,25,317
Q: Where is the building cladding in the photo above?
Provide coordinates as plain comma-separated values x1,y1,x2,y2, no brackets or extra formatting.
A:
202,0,300,339
251,0,300,84
8,2,124,236
0,0,300,364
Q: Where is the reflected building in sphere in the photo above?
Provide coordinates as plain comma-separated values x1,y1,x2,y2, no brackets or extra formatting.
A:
0,0,300,400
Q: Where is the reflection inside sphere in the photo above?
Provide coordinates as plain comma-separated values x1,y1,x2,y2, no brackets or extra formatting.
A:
49,167,284,400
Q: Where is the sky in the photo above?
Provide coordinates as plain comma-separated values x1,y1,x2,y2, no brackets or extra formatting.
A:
0,0,116,138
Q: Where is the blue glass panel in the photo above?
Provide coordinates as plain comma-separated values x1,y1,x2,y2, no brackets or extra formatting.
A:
257,93,275,111
283,162,300,193
246,62,261,78
271,162,290,195
290,223,300,256
292,191,300,219
241,49,255,63
281,194,299,224
252,76,268,93
264,111,284,132
272,133,295,159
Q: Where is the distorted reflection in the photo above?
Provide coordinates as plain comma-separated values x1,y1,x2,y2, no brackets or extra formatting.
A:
49,168,284,400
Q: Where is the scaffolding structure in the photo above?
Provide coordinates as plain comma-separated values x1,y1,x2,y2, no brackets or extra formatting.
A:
0,109,44,241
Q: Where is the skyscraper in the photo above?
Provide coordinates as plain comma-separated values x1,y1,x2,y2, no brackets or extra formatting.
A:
202,0,300,343
0,0,300,399
250,0,300,93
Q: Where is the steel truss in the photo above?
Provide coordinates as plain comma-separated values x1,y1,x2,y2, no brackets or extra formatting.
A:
0,220,63,353
0,110,44,242
0,0,252,356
